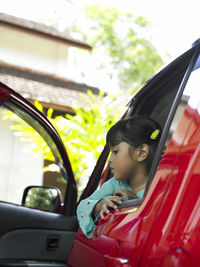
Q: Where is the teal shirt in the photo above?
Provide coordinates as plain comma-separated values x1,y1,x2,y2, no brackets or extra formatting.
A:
77,177,145,238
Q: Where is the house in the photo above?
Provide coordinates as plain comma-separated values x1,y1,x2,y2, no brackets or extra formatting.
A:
0,12,99,114
0,12,100,202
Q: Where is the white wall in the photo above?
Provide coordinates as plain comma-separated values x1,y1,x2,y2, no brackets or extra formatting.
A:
0,108,43,205
0,25,69,77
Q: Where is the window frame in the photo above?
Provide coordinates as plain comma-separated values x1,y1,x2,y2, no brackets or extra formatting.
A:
144,44,200,197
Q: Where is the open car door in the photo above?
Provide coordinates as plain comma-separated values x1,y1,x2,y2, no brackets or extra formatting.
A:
0,82,78,267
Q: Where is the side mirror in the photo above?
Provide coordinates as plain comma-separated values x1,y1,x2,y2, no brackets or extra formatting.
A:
22,186,63,213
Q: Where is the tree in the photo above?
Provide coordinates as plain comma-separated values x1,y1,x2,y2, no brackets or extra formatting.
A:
61,90,122,192
73,5,164,95
24,187,57,211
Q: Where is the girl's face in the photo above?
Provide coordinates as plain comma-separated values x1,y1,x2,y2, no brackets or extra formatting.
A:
109,142,138,181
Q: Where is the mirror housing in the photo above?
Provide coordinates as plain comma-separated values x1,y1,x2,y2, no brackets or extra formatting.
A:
22,185,63,213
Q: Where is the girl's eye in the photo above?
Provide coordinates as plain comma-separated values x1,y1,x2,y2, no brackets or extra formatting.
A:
113,150,118,155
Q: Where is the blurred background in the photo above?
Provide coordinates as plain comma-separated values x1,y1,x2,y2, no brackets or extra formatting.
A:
1,0,199,92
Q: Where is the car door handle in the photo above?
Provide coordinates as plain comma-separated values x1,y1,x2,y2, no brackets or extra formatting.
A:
103,254,131,267
46,235,60,251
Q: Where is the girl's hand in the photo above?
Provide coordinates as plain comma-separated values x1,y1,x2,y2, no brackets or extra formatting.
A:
95,196,122,219
114,189,137,198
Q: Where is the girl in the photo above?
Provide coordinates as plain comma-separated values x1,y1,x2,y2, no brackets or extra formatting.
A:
77,116,162,238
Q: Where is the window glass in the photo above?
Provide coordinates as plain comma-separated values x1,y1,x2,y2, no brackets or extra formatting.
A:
0,101,67,211
163,60,200,149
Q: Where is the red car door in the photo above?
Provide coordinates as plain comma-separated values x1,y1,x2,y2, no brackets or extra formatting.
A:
139,52,200,267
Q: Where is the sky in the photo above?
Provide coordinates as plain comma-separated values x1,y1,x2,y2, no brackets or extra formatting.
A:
0,0,199,59
0,0,199,91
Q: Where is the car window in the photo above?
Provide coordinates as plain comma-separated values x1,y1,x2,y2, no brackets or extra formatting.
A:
136,59,194,129
0,101,67,211
140,49,200,196
163,62,200,151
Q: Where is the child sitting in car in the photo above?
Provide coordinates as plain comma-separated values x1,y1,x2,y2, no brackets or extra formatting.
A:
77,116,162,238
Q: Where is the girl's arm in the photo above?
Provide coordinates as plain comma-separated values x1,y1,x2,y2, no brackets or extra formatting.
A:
77,177,120,238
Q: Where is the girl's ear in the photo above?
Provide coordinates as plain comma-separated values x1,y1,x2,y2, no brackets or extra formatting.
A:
137,144,150,162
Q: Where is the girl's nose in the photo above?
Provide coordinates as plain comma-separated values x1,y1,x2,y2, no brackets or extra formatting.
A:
109,153,113,164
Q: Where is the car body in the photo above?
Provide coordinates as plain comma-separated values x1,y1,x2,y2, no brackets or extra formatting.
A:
0,39,200,267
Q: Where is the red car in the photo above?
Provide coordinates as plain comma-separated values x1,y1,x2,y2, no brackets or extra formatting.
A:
0,39,200,267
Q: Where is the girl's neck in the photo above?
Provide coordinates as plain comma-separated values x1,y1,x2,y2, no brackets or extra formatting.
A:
129,166,148,192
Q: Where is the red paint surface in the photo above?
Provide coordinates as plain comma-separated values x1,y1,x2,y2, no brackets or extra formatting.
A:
68,102,200,266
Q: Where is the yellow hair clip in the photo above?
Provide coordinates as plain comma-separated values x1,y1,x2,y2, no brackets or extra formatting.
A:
150,129,160,140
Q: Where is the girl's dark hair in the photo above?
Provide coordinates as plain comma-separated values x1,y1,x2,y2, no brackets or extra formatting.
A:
106,116,162,170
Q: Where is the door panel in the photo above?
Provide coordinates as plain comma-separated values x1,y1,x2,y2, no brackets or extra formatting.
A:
0,262,66,267
0,229,76,262
0,202,78,235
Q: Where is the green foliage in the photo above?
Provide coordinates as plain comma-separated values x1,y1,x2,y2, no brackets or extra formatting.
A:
47,90,122,191
3,107,55,161
24,187,57,211
76,5,164,94
5,91,122,194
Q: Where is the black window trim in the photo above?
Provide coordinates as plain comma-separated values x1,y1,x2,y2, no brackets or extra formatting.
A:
144,44,200,197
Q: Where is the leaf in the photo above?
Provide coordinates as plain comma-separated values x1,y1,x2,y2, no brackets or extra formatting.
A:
34,100,43,113
47,108,53,119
